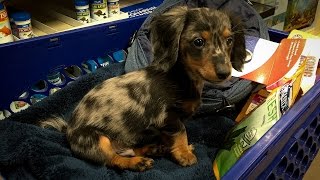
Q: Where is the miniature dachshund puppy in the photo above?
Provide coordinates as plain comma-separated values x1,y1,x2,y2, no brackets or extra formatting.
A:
41,6,246,171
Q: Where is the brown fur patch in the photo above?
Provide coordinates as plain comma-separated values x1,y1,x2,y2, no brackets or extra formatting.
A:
223,28,231,38
185,54,219,82
162,130,197,166
98,135,116,163
99,136,154,171
170,131,197,166
111,155,154,171
133,144,168,157
181,99,201,115
201,31,211,41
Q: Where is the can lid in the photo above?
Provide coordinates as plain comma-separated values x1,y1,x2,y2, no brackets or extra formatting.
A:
11,11,31,22
75,0,89,6
89,0,103,4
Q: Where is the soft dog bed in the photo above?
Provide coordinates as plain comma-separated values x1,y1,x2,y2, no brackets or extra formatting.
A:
0,0,268,179
0,62,236,179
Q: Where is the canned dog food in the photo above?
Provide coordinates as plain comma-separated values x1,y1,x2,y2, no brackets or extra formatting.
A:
107,0,120,17
97,55,113,67
0,110,5,120
49,87,61,95
47,71,63,85
82,59,98,73
64,65,83,79
12,11,35,39
31,80,48,92
0,3,14,44
113,49,127,63
0,109,11,120
75,0,91,24
90,0,108,20
10,101,30,113
6,6,19,37
30,94,47,104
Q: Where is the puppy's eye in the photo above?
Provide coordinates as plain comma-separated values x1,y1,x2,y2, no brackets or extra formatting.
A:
226,37,233,46
193,38,205,47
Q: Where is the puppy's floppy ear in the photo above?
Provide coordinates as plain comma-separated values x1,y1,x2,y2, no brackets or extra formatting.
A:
149,6,188,71
229,16,247,72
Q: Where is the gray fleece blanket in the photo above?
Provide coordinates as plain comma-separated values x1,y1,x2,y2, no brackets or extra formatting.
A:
0,62,236,180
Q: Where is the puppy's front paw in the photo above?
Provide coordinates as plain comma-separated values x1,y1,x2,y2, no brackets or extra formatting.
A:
172,148,197,166
188,144,194,151
131,157,154,171
176,151,197,166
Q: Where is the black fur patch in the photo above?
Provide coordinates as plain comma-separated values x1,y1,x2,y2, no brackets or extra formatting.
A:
102,115,112,124
83,96,101,109
150,6,188,72
124,82,149,104
67,127,107,165
229,14,246,71
95,82,105,91
122,109,146,128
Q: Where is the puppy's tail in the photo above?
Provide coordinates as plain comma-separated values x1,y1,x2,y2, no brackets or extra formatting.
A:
40,117,68,133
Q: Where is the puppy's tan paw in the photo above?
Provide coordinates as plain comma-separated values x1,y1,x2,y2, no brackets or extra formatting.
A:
131,157,154,172
172,150,197,166
188,144,195,151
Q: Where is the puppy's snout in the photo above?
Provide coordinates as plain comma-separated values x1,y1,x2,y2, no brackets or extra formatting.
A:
213,55,231,80
216,71,230,80
214,54,226,64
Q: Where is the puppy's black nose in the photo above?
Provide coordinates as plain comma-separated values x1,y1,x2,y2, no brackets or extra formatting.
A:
216,72,230,80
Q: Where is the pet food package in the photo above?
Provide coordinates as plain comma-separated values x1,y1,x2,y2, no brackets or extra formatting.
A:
263,0,319,32
232,36,320,94
234,32,320,124
283,0,319,32
213,61,306,179
0,2,14,44
287,29,320,90
75,0,91,24
90,0,108,20
107,0,120,17
235,88,270,123
11,11,35,40
288,29,319,39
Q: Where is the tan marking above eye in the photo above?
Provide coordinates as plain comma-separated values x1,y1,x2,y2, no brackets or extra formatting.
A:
201,31,211,41
223,28,231,38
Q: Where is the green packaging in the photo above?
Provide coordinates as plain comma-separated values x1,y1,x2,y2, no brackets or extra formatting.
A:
213,90,281,179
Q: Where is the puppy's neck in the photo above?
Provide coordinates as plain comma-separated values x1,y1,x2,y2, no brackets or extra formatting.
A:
168,61,204,99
